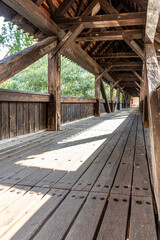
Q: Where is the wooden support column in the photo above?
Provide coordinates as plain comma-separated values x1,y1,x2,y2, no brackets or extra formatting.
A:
146,43,160,218
143,62,149,128
124,95,126,108
48,53,61,130
110,82,114,112
100,80,111,113
117,88,120,110
122,94,124,108
94,75,100,117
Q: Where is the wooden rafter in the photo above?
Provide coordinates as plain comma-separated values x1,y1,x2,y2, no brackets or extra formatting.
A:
124,38,145,60
131,69,144,83
92,52,139,59
75,30,143,42
53,0,75,17
54,12,146,29
134,81,142,89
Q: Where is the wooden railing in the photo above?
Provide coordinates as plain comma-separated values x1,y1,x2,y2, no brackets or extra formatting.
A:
0,89,125,140
0,89,49,140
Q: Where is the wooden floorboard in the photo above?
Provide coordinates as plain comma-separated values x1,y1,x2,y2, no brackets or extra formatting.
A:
0,108,157,240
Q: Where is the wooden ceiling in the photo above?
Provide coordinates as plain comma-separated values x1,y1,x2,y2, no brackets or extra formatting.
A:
0,0,159,97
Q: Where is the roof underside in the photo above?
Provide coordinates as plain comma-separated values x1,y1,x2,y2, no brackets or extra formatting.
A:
0,0,160,97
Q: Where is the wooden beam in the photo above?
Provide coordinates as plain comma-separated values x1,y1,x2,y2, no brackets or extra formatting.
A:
52,0,101,56
100,0,119,14
145,43,160,219
76,0,84,16
0,88,50,102
134,81,142,89
100,80,111,113
96,65,112,81
92,52,139,59
75,29,143,42
110,67,142,71
142,62,149,128
132,0,147,11
3,0,101,76
60,96,96,104
46,0,56,16
3,0,58,36
110,82,114,112
52,24,84,55
124,38,145,60
102,62,142,68
48,53,61,131
54,0,75,17
131,69,144,83
145,0,160,43
98,0,145,63
54,12,146,28
111,80,121,89
117,88,120,110
94,75,100,116
0,36,57,84
80,0,100,16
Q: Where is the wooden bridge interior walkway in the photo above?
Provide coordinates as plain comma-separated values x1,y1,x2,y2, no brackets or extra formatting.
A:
0,108,158,240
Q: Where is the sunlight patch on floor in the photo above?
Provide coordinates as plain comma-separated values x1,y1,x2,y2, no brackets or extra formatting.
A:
15,115,127,171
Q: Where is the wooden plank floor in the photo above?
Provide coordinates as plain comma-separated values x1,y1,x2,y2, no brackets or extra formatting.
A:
0,108,158,240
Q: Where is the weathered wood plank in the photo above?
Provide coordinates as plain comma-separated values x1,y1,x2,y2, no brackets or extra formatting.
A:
0,187,49,238
129,196,157,240
17,103,24,136
33,191,88,240
29,103,35,133
65,193,108,240
97,194,130,240
9,102,17,138
17,168,52,187
7,189,69,240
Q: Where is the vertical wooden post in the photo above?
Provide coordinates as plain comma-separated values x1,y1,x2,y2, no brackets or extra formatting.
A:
122,94,124,108
94,75,100,116
143,62,149,128
124,95,126,108
140,63,145,114
145,43,160,218
110,82,114,112
100,80,111,113
48,53,61,130
117,88,120,110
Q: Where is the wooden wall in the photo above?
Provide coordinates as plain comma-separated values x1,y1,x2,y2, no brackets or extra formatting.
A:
0,89,49,140
61,103,94,124
0,102,47,140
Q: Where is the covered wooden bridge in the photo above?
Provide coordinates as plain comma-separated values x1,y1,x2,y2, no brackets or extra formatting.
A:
0,0,160,239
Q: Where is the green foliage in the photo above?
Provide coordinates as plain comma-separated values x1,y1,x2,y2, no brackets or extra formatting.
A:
61,56,95,98
0,21,36,57
1,56,48,93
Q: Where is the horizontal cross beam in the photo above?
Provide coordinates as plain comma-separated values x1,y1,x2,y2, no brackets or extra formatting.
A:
92,52,139,59
54,12,146,29
75,29,144,41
